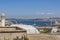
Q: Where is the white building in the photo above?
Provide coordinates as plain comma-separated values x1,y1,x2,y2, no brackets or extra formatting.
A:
11,24,40,34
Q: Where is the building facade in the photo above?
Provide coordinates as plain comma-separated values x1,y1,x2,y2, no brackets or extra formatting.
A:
0,27,27,40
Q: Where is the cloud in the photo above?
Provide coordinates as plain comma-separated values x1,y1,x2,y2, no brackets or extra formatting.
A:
47,12,54,15
40,12,53,15
46,12,53,15
35,11,54,17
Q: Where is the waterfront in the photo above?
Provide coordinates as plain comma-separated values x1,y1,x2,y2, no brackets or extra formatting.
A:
8,18,54,27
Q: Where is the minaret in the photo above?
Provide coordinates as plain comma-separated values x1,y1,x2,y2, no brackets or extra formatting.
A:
1,13,5,27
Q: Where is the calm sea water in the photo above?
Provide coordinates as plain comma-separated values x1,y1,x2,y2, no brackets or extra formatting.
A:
9,19,55,27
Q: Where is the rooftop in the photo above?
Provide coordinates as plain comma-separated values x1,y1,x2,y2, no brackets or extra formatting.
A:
0,26,26,33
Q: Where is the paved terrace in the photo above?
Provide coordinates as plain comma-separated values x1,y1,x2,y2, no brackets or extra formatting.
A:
27,34,60,40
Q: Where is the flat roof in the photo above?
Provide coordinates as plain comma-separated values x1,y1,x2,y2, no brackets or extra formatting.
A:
0,26,26,33
0,30,26,33
0,26,17,28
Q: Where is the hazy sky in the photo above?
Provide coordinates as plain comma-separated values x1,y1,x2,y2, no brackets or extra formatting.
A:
0,0,60,18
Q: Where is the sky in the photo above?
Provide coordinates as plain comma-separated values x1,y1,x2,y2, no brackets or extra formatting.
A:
0,0,60,18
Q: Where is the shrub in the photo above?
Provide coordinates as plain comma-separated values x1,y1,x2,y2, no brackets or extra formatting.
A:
42,28,49,33
24,37,29,40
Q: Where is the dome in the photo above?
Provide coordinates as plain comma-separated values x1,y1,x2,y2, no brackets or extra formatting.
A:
11,24,40,34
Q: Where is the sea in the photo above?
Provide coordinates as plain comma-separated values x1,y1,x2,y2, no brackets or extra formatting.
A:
7,18,55,27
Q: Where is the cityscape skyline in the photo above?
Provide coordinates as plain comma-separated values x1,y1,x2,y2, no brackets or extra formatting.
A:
0,0,60,18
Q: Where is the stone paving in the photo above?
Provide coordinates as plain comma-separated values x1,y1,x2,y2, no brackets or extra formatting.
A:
27,34,60,40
